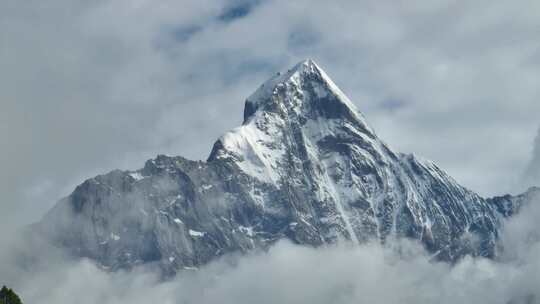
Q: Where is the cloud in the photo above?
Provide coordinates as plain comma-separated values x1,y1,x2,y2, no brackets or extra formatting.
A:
523,127,540,187
3,195,540,304
2,189,540,304
3,1,540,302
2,0,540,254
4,1,540,302
218,0,264,23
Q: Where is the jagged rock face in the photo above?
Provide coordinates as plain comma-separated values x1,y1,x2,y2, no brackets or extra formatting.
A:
37,60,509,274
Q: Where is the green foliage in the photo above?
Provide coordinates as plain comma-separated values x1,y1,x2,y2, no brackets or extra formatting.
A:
0,286,23,304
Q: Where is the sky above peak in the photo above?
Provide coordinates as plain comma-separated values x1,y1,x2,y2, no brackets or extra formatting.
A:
1,0,540,232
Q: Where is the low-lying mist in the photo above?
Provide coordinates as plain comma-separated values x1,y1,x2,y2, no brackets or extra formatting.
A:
1,196,539,304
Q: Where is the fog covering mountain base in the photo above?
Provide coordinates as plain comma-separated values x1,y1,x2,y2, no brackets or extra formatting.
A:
36,59,526,275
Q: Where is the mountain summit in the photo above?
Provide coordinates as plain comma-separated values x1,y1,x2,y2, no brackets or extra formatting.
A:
37,60,514,275
241,59,369,126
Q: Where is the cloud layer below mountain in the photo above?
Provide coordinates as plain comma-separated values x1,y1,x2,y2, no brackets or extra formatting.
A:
1,194,540,304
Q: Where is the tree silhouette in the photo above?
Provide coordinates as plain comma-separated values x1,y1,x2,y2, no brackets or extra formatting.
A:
0,286,23,304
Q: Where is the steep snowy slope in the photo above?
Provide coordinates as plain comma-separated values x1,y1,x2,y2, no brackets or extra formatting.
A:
36,59,508,275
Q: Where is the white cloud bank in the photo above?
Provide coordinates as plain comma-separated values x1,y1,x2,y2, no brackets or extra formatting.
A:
1,195,540,304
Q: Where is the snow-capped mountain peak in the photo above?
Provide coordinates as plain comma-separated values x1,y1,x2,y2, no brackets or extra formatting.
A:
209,59,380,185
37,59,515,275
243,59,372,132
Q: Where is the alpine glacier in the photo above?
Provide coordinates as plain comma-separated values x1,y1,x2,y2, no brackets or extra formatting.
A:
35,59,523,275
